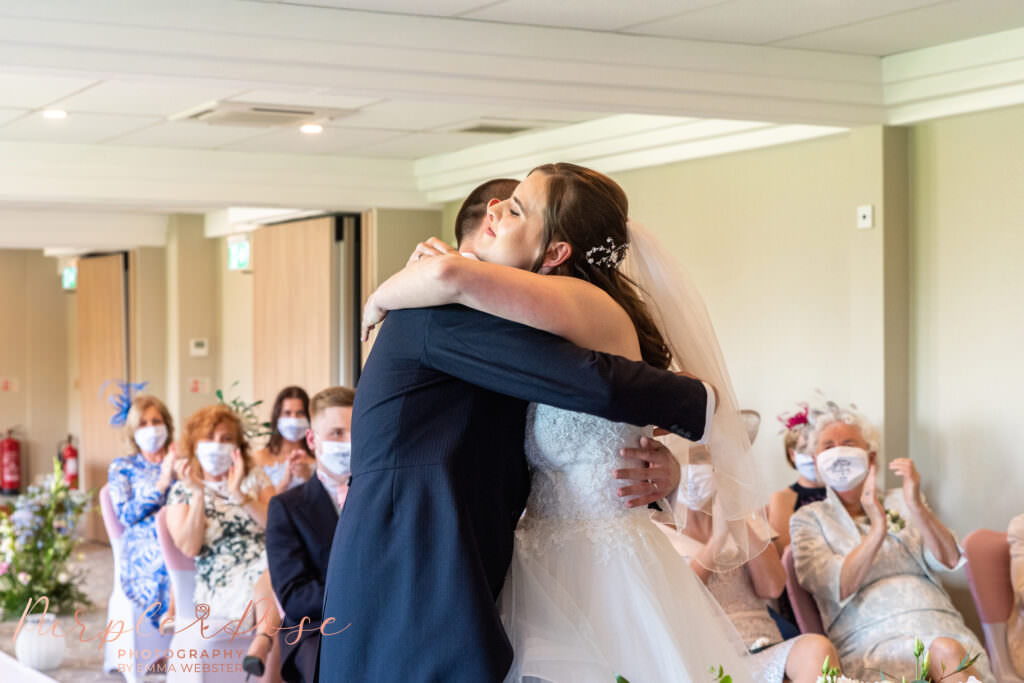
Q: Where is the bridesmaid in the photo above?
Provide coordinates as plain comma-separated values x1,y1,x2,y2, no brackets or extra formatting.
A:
252,386,316,501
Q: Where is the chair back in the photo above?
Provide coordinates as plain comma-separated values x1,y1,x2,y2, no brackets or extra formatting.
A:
964,529,1014,623
782,544,825,635
963,529,1024,682
156,506,196,631
98,484,125,541
156,507,195,571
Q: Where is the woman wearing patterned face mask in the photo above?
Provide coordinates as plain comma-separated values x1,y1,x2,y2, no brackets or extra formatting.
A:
107,394,177,629
790,405,991,682
253,386,316,500
768,406,826,555
165,404,280,676
665,442,841,683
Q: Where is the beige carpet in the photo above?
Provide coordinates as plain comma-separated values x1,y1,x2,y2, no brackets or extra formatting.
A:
0,541,164,683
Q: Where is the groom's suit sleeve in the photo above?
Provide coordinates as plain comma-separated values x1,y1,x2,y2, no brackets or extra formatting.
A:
422,306,710,441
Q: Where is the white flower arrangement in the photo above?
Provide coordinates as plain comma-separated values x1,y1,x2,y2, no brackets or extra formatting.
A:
885,508,907,534
816,639,982,683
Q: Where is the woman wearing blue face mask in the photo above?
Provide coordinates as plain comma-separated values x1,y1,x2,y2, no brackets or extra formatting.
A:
165,404,280,673
254,386,316,500
790,406,990,682
107,394,177,628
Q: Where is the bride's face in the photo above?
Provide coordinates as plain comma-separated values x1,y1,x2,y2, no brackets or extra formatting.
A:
473,171,548,270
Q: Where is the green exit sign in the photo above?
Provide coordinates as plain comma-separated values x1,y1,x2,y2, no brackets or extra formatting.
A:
228,236,251,271
61,266,77,291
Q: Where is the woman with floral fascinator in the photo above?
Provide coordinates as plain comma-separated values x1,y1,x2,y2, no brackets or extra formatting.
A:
361,163,767,682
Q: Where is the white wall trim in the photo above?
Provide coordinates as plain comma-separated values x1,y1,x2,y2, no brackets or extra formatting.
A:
882,26,1024,124
418,117,848,204
0,208,167,250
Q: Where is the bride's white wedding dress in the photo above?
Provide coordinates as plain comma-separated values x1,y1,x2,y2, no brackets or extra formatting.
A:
499,403,755,683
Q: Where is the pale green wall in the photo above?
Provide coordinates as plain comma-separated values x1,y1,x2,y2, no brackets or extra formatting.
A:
909,105,1024,537
611,128,907,494
165,215,220,422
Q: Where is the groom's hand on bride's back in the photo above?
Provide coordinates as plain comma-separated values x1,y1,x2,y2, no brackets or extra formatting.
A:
613,436,681,508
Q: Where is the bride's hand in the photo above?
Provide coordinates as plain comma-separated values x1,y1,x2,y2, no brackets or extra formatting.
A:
406,236,458,266
362,294,388,341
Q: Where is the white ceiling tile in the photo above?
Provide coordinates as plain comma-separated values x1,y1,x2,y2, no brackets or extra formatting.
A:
264,0,494,15
0,109,29,126
352,131,508,159
51,80,244,117
229,89,382,110
773,0,1024,56
464,0,724,32
0,72,98,109
104,121,269,149
624,0,944,45
0,112,162,144
327,100,503,131
221,126,403,155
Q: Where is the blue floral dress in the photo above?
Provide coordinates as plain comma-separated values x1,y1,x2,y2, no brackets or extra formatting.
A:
107,454,171,627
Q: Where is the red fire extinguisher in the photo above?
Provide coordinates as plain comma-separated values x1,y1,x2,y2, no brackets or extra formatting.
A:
62,434,79,489
1,429,21,495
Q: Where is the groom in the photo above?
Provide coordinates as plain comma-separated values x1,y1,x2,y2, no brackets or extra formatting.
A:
319,187,715,683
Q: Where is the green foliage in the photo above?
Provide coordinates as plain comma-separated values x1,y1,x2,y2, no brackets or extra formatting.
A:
0,459,93,618
216,381,272,441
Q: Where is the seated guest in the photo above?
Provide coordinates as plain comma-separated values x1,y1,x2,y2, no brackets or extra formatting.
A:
266,386,355,683
1010,513,1024,675
165,404,279,674
253,386,316,500
768,405,826,554
791,405,991,682
107,394,177,628
666,441,840,683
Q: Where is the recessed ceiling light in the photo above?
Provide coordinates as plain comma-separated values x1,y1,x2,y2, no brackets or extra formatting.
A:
42,109,68,120
300,123,323,134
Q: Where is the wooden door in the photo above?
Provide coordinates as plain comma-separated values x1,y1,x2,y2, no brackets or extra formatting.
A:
77,253,129,542
253,217,337,417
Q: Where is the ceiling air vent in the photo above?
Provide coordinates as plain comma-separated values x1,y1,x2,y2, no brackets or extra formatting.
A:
441,116,568,136
457,123,534,135
170,101,354,127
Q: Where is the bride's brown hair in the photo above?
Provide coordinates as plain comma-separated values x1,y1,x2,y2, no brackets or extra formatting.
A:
530,162,671,370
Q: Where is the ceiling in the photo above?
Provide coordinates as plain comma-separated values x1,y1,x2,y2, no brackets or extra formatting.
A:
0,0,1023,249
0,74,600,158
267,0,1024,57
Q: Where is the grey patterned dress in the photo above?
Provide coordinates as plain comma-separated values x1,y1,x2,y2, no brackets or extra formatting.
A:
791,487,992,681
167,469,270,628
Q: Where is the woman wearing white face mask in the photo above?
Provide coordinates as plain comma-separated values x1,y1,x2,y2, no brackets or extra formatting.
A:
165,404,281,675
254,386,316,500
768,407,826,556
107,395,177,629
790,406,991,682
665,443,841,683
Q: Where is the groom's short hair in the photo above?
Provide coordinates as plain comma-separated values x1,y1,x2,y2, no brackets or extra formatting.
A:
454,178,519,247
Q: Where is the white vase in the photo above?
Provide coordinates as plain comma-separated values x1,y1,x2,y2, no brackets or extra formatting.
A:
14,612,66,671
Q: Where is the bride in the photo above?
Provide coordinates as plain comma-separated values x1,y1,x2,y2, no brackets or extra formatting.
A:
363,163,767,682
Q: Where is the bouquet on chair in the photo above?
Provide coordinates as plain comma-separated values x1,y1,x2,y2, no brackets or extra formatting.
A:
0,458,92,618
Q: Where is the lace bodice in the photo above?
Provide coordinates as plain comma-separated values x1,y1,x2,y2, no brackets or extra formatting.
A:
523,403,651,521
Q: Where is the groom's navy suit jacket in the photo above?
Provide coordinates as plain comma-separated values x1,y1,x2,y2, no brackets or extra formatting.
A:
318,306,710,683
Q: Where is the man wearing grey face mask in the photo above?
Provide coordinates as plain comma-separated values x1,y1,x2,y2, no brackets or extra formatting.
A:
264,386,355,683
